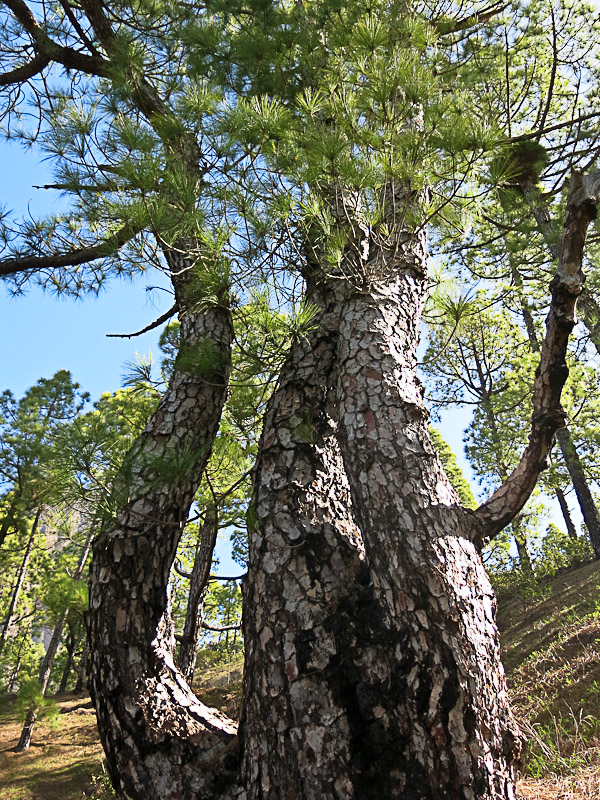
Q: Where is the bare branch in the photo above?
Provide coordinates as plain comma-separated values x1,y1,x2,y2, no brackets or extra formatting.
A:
474,170,600,540
1,0,108,77
106,303,179,339
0,51,50,85
201,621,241,632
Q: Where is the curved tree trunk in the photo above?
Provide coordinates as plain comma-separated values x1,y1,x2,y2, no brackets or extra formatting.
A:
87,300,239,800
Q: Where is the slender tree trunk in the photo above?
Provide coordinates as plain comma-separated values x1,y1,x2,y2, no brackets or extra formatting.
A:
555,487,578,539
87,298,239,800
0,508,41,657
555,427,600,558
16,524,96,750
74,637,89,694
7,625,31,693
58,628,75,693
16,608,69,751
176,504,219,682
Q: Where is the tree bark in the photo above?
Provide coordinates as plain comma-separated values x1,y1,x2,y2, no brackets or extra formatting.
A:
176,504,219,683
87,299,239,800
58,627,74,693
241,279,374,799
332,233,519,798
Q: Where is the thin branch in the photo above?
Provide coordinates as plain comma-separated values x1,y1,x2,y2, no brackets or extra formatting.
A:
0,225,139,277
201,621,241,632
106,303,179,338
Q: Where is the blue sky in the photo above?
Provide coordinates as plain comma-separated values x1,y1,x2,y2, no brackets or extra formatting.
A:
0,140,169,400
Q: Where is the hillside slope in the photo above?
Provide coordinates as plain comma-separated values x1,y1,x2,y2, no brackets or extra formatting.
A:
1,563,599,798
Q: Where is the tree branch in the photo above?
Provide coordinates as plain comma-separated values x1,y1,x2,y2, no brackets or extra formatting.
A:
201,621,241,632
0,51,50,85
106,303,178,338
474,170,600,541
438,2,509,35
1,0,108,77
0,226,138,277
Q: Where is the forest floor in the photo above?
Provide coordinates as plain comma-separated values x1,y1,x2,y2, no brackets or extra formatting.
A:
1,561,599,798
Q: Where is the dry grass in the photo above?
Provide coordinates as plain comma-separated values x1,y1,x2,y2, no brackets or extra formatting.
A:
517,764,600,799
0,693,110,800
498,561,600,800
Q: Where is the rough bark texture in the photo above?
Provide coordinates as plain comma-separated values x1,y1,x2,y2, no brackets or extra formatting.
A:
331,231,518,799
240,215,519,798
241,279,373,799
87,300,239,800
176,504,219,682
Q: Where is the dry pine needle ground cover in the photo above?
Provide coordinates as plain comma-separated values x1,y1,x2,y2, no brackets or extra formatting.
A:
1,564,600,799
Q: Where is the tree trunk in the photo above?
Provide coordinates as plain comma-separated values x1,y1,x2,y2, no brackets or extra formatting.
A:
241,279,373,799
555,487,578,540
58,628,75,693
242,232,519,798
555,427,600,558
0,508,41,657
74,637,89,694
16,608,69,751
87,299,239,800
176,504,219,683
332,240,519,798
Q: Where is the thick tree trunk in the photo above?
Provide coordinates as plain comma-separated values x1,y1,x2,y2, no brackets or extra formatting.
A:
87,300,239,800
241,280,374,799
176,504,219,682
332,237,518,798
0,508,41,656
